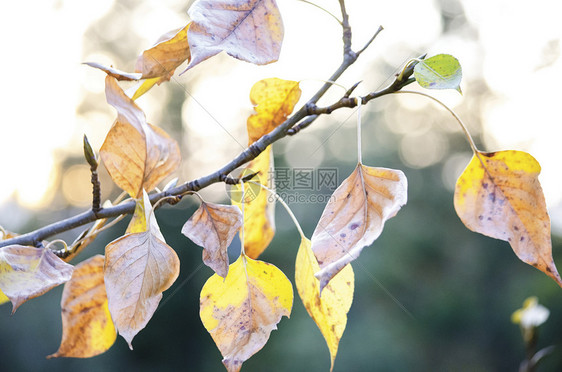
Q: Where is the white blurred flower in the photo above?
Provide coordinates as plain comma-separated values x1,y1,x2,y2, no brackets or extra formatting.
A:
512,297,550,329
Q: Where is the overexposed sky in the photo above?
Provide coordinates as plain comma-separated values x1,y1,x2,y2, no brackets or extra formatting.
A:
1,0,561,231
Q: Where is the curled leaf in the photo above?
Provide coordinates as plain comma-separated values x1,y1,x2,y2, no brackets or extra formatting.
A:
135,24,191,81
413,54,462,93
182,202,243,278
311,164,407,291
295,238,354,372
49,255,116,358
247,78,301,144
100,76,181,198
0,245,74,313
183,0,284,73
454,150,562,287
200,255,293,372
104,190,180,348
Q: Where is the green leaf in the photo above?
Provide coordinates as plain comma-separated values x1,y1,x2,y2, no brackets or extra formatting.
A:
414,54,462,93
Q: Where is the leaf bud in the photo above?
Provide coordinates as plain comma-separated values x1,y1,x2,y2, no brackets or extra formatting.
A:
83,134,98,170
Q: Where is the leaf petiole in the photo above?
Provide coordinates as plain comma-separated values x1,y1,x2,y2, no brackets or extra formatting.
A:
299,79,347,93
240,181,246,257
249,181,305,240
393,90,479,154
45,239,69,253
397,58,421,82
296,0,342,25
356,97,363,164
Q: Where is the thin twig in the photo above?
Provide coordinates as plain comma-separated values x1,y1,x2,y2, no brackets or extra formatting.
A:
84,135,101,213
356,25,384,56
286,115,318,135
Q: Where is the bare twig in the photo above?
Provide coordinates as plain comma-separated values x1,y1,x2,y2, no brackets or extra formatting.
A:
83,135,101,213
356,26,384,56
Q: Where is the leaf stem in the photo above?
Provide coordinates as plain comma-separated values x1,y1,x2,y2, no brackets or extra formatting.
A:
396,58,421,82
393,90,479,154
57,214,126,259
249,181,305,240
240,180,246,257
45,239,68,252
182,190,205,204
296,0,342,25
299,79,348,93
356,97,363,164
152,195,181,211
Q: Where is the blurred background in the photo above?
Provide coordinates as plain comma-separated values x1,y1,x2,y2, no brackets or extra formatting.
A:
1,0,562,371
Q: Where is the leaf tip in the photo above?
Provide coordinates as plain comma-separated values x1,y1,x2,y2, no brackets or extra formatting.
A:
10,299,22,315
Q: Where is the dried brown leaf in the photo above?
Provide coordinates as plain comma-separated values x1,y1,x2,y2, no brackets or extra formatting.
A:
100,76,181,198
183,0,283,73
182,202,242,278
311,164,407,291
0,245,74,313
49,255,116,358
104,191,179,348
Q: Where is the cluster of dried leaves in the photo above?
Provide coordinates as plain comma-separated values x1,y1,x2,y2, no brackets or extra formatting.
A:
0,1,560,372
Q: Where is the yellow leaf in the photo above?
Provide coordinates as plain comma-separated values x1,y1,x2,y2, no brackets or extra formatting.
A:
129,78,159,101
0,289,8,305
247,78,301,144
311,163,407,291
200,255,293,372
49,255,116,358
232,146,275,259
104,191,179,348
181,202,243,278
0,245,74,313
135,24,191,81
126,198,148,235
183,0,284,73
100,76,181,198
295,238,354,372
85,24,190,100
454,150,562,286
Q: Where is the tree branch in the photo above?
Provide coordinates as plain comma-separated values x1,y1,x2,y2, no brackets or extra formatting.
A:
0,8,417,250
